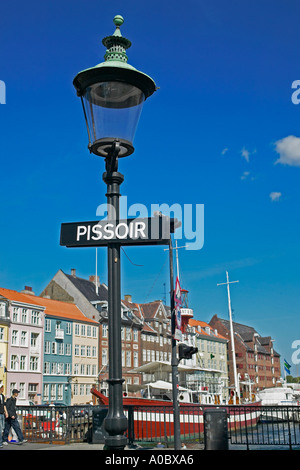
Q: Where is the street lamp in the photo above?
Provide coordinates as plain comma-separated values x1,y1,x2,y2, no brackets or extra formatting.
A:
73,15,156,450
73,14,156,158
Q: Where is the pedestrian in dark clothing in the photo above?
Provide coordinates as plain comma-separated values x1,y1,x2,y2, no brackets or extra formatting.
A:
2,389,26,445
0,384,7,448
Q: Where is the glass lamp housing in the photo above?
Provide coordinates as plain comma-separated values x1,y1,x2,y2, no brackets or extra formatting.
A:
82,81,145,157
73,16,156,158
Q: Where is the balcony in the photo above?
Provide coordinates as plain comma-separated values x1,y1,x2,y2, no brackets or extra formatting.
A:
55,329,64,340
180,308,193,317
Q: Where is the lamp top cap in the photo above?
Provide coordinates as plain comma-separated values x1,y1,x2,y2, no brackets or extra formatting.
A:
113,15,124,27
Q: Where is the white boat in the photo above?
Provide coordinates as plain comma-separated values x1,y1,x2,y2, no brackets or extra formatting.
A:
256,386,300,422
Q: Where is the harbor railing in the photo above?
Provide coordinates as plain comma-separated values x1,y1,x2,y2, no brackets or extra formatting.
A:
14,403,300,449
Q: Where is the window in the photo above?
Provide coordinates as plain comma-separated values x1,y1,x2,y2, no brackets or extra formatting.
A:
11,330,18,345
126,351,131,367
102,348,108,366
75,324,80,335
134,351,139,367
58,343,64,355
44,362,50,374
87,325,91,337
51,384,56,401
0,327,4,341
57,384,63,400
44,341,50,354
74,344,79,356
11,355,18,370
13,308,19,322
21,309,28,323
126,328,131,341
30,356,38,371
21,331,27,346
43,384,49,401
103,324,108,338
31,311,40,325
20,356,26,370
66,323,71,335
81,324,86,336
45,319,51,332
133,329,138,342
66,344,71,355
19,383,25,399
31,333,39,348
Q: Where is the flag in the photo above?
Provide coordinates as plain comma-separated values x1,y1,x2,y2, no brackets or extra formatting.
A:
284,359,291,375
174,276,182,340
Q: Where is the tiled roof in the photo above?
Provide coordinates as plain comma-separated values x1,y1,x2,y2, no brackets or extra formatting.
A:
189,318,227,340
65,274,108,302
139,301,161,319
215,317,280,356
0,287,98,324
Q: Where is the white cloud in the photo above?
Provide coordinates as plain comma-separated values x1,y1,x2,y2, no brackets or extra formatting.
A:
241,147,256,162
241,147,250,162
241,171,250,180
274,135,300,167
221,148,228,155
270,192,282,202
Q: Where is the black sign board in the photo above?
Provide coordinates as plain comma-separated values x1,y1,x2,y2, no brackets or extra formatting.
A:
60,217,171,248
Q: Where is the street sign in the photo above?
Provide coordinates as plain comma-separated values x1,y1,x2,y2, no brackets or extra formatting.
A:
60,217,171,248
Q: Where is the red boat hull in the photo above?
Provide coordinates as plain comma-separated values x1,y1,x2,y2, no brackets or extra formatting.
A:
91,388,261,440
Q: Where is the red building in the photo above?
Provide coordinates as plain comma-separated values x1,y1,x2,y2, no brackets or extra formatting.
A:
209,315,281,397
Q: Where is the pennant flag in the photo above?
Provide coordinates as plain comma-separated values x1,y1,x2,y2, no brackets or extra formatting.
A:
284,359,291,375
174,276,182,340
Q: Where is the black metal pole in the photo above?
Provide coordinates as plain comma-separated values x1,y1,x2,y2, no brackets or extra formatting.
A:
102,143,128,450
169,238,181,450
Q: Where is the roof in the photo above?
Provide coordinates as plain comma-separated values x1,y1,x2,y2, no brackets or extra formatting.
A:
65,273,108,302
139,301,164,320
189,318,227,340
0,287,98,324
214,316,280,356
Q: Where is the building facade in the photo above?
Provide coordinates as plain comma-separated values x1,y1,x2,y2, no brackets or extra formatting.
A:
209,315,281,398
0,297,10,392
0,287,44,404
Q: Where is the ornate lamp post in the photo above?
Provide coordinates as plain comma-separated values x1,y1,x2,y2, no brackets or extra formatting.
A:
73,15,156,450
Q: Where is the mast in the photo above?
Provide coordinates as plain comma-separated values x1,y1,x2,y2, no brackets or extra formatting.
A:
217,271,239,403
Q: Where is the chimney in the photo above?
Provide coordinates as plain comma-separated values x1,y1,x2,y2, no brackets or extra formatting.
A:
124,294,132,303
89,275,100,286
71,269,76,277
21,286,35,296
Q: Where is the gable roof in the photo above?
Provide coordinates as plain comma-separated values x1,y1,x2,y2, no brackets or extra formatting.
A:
0,287,98,324
65,273,108,302
214,316,280,356
139,301,162,320
189,318,227,340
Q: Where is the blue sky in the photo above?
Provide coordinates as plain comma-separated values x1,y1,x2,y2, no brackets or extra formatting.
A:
1,0,300,376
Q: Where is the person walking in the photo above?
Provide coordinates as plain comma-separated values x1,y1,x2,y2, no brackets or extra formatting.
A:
0,384,7,448
2,389,27,445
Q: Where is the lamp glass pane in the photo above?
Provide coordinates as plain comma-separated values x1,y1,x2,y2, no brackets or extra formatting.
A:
83,81,145,145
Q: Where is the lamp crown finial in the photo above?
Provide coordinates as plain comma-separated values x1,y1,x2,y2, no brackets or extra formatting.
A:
113,15,124,28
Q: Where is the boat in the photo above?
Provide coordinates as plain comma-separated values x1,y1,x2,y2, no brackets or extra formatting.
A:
256,386,300,422
91,382,262,441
